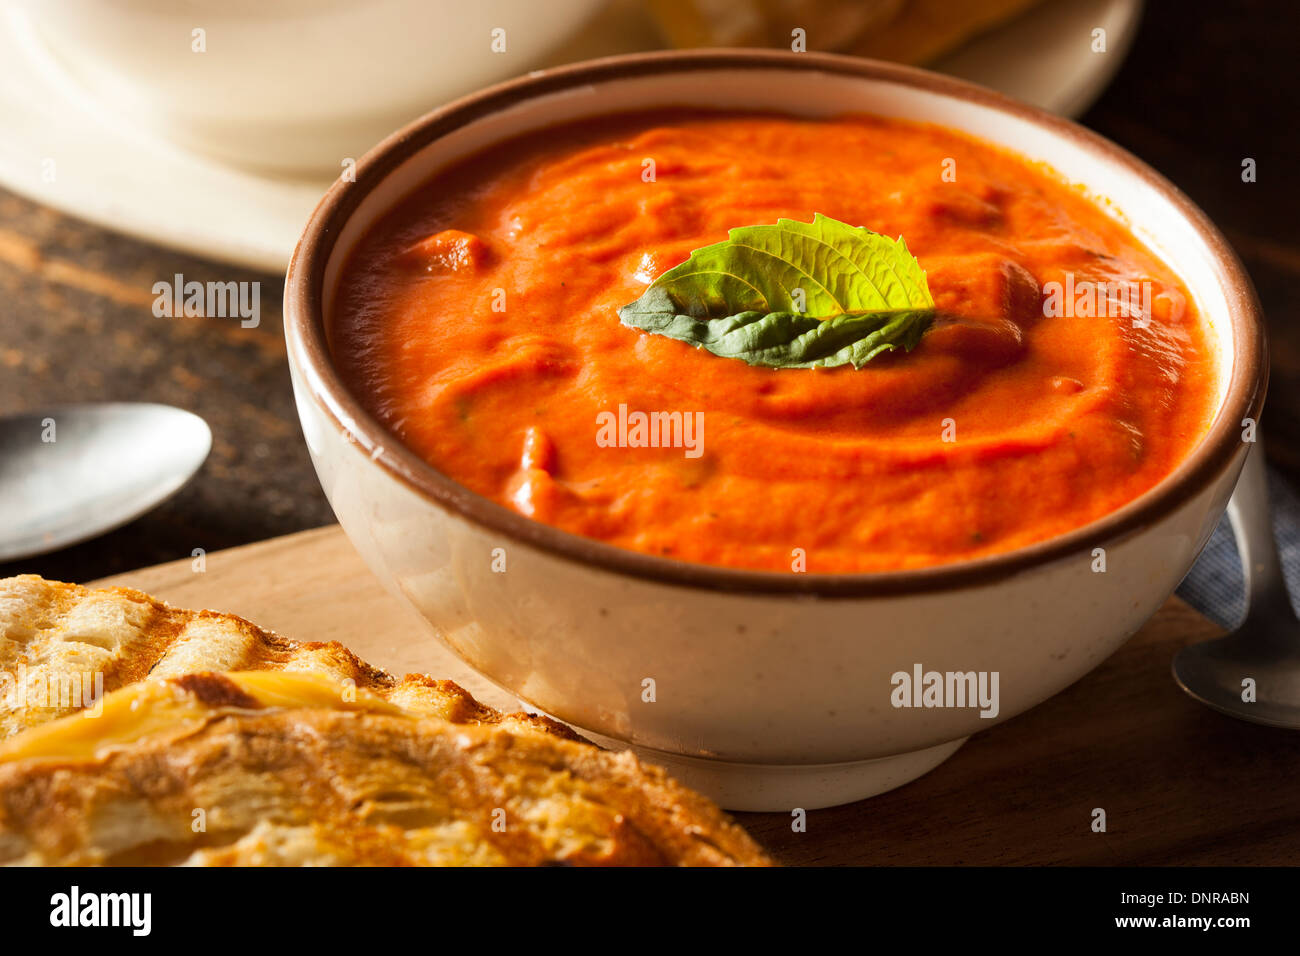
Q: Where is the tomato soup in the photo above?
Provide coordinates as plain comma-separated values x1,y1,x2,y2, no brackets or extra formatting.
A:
330,112,1218,573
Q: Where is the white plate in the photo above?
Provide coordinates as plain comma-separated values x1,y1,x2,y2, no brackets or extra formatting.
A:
934,0,1143,118
0,0,1142,273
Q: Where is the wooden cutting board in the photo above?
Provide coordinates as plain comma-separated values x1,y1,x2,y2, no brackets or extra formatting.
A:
94,524,1300,866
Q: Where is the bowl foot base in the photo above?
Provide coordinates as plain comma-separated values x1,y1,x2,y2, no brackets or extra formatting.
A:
569,729,969,811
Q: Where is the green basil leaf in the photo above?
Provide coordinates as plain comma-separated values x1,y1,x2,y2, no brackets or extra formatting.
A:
618,214,934,369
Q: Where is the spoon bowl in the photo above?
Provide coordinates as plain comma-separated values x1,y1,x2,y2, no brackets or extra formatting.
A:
1174,633,1300,729
0,403,211,561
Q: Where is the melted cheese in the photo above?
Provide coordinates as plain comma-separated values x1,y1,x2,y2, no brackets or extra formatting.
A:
0,671,407,764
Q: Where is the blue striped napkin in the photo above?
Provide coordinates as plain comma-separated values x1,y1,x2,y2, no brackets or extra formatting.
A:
1175,466,1300,629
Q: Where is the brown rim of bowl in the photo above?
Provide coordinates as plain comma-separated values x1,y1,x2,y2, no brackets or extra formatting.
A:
284,48,1267,599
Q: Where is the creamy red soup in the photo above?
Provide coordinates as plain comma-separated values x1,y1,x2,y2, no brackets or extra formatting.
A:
330,111,1218,573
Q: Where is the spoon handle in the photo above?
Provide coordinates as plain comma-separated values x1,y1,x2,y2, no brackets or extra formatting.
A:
1227,439,1293,624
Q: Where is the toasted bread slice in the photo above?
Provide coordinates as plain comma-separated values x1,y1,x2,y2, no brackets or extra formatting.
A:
0,575,574,742
0,672,772,866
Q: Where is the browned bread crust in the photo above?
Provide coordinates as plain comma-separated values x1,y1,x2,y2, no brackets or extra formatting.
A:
0,577,773,866
0,575,575,742
0,673,773,866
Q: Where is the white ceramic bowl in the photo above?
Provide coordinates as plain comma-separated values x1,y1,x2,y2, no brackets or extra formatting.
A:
284,51,1266,810
8,0,604,172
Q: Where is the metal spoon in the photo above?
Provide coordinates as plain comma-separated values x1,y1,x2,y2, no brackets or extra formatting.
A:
1173,440,1300,728
0,403,211,562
